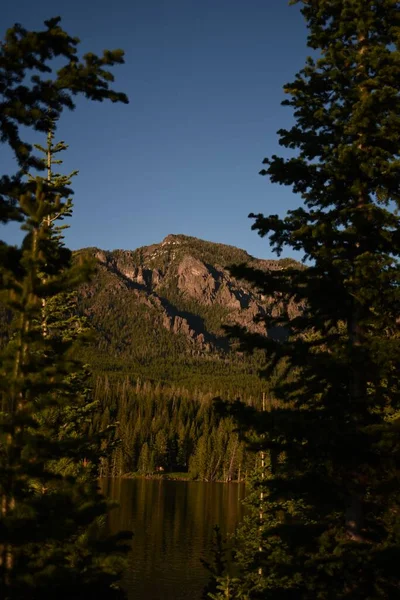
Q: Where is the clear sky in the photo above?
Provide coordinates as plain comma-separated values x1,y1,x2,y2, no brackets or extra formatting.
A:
1,0,309,259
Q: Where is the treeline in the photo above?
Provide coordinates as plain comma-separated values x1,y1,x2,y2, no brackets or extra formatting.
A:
0,17,131,599
92,377,256,482
86,355,268,401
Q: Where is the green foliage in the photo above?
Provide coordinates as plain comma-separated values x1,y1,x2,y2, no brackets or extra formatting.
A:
224,2,400,598
202,526,229,599
0,16,127,224
0,181,130,599
207,576,247,600
0,16,130,599
92,377,252,482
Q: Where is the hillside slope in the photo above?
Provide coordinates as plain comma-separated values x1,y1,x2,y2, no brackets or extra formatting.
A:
78,234,299,367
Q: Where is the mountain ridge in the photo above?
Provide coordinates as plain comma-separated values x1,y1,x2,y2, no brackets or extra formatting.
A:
77,233,300,368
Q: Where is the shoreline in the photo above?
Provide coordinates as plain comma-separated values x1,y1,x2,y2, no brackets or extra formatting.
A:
102,473,246,484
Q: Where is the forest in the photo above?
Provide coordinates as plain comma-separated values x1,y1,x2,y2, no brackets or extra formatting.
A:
1,1,400,600
92,377,255,481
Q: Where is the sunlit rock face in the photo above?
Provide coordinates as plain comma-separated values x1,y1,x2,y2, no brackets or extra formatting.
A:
79,234,301,355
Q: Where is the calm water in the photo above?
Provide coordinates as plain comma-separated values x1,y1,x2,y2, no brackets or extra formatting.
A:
102,478,246,600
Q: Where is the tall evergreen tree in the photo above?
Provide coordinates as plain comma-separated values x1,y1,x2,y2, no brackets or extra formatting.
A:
29,121,118,479
219,1,400,598
0,17,130,599
0,16,128,224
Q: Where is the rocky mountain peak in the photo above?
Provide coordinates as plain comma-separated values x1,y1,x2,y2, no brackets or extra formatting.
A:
80,235,301,358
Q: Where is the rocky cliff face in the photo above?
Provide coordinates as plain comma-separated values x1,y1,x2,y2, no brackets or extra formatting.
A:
79,234,300,357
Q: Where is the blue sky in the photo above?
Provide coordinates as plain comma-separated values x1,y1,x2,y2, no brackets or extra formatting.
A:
1,0,309,259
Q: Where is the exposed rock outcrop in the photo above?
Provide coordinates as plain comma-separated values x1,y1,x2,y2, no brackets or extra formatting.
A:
82,234,302,355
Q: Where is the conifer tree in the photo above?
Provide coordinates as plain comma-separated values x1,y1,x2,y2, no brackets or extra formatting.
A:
29,121,118,478
0,16,130,599
0,16,128,224
220,1,400,598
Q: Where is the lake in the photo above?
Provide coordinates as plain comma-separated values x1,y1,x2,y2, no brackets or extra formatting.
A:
102,478,246,600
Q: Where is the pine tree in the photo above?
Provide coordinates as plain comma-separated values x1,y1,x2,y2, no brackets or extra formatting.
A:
201,526,229,600
0,16,130,599
223,1,400,598
0,16,128,224
29,121,119,479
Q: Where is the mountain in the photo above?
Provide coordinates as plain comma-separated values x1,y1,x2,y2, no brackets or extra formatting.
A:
0,233,303,477
77,234,300,390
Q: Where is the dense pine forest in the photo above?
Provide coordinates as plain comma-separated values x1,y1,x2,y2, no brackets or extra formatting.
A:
92,377,258,481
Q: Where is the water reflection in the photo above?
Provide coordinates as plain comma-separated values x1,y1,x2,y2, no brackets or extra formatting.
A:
102,478,245,600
